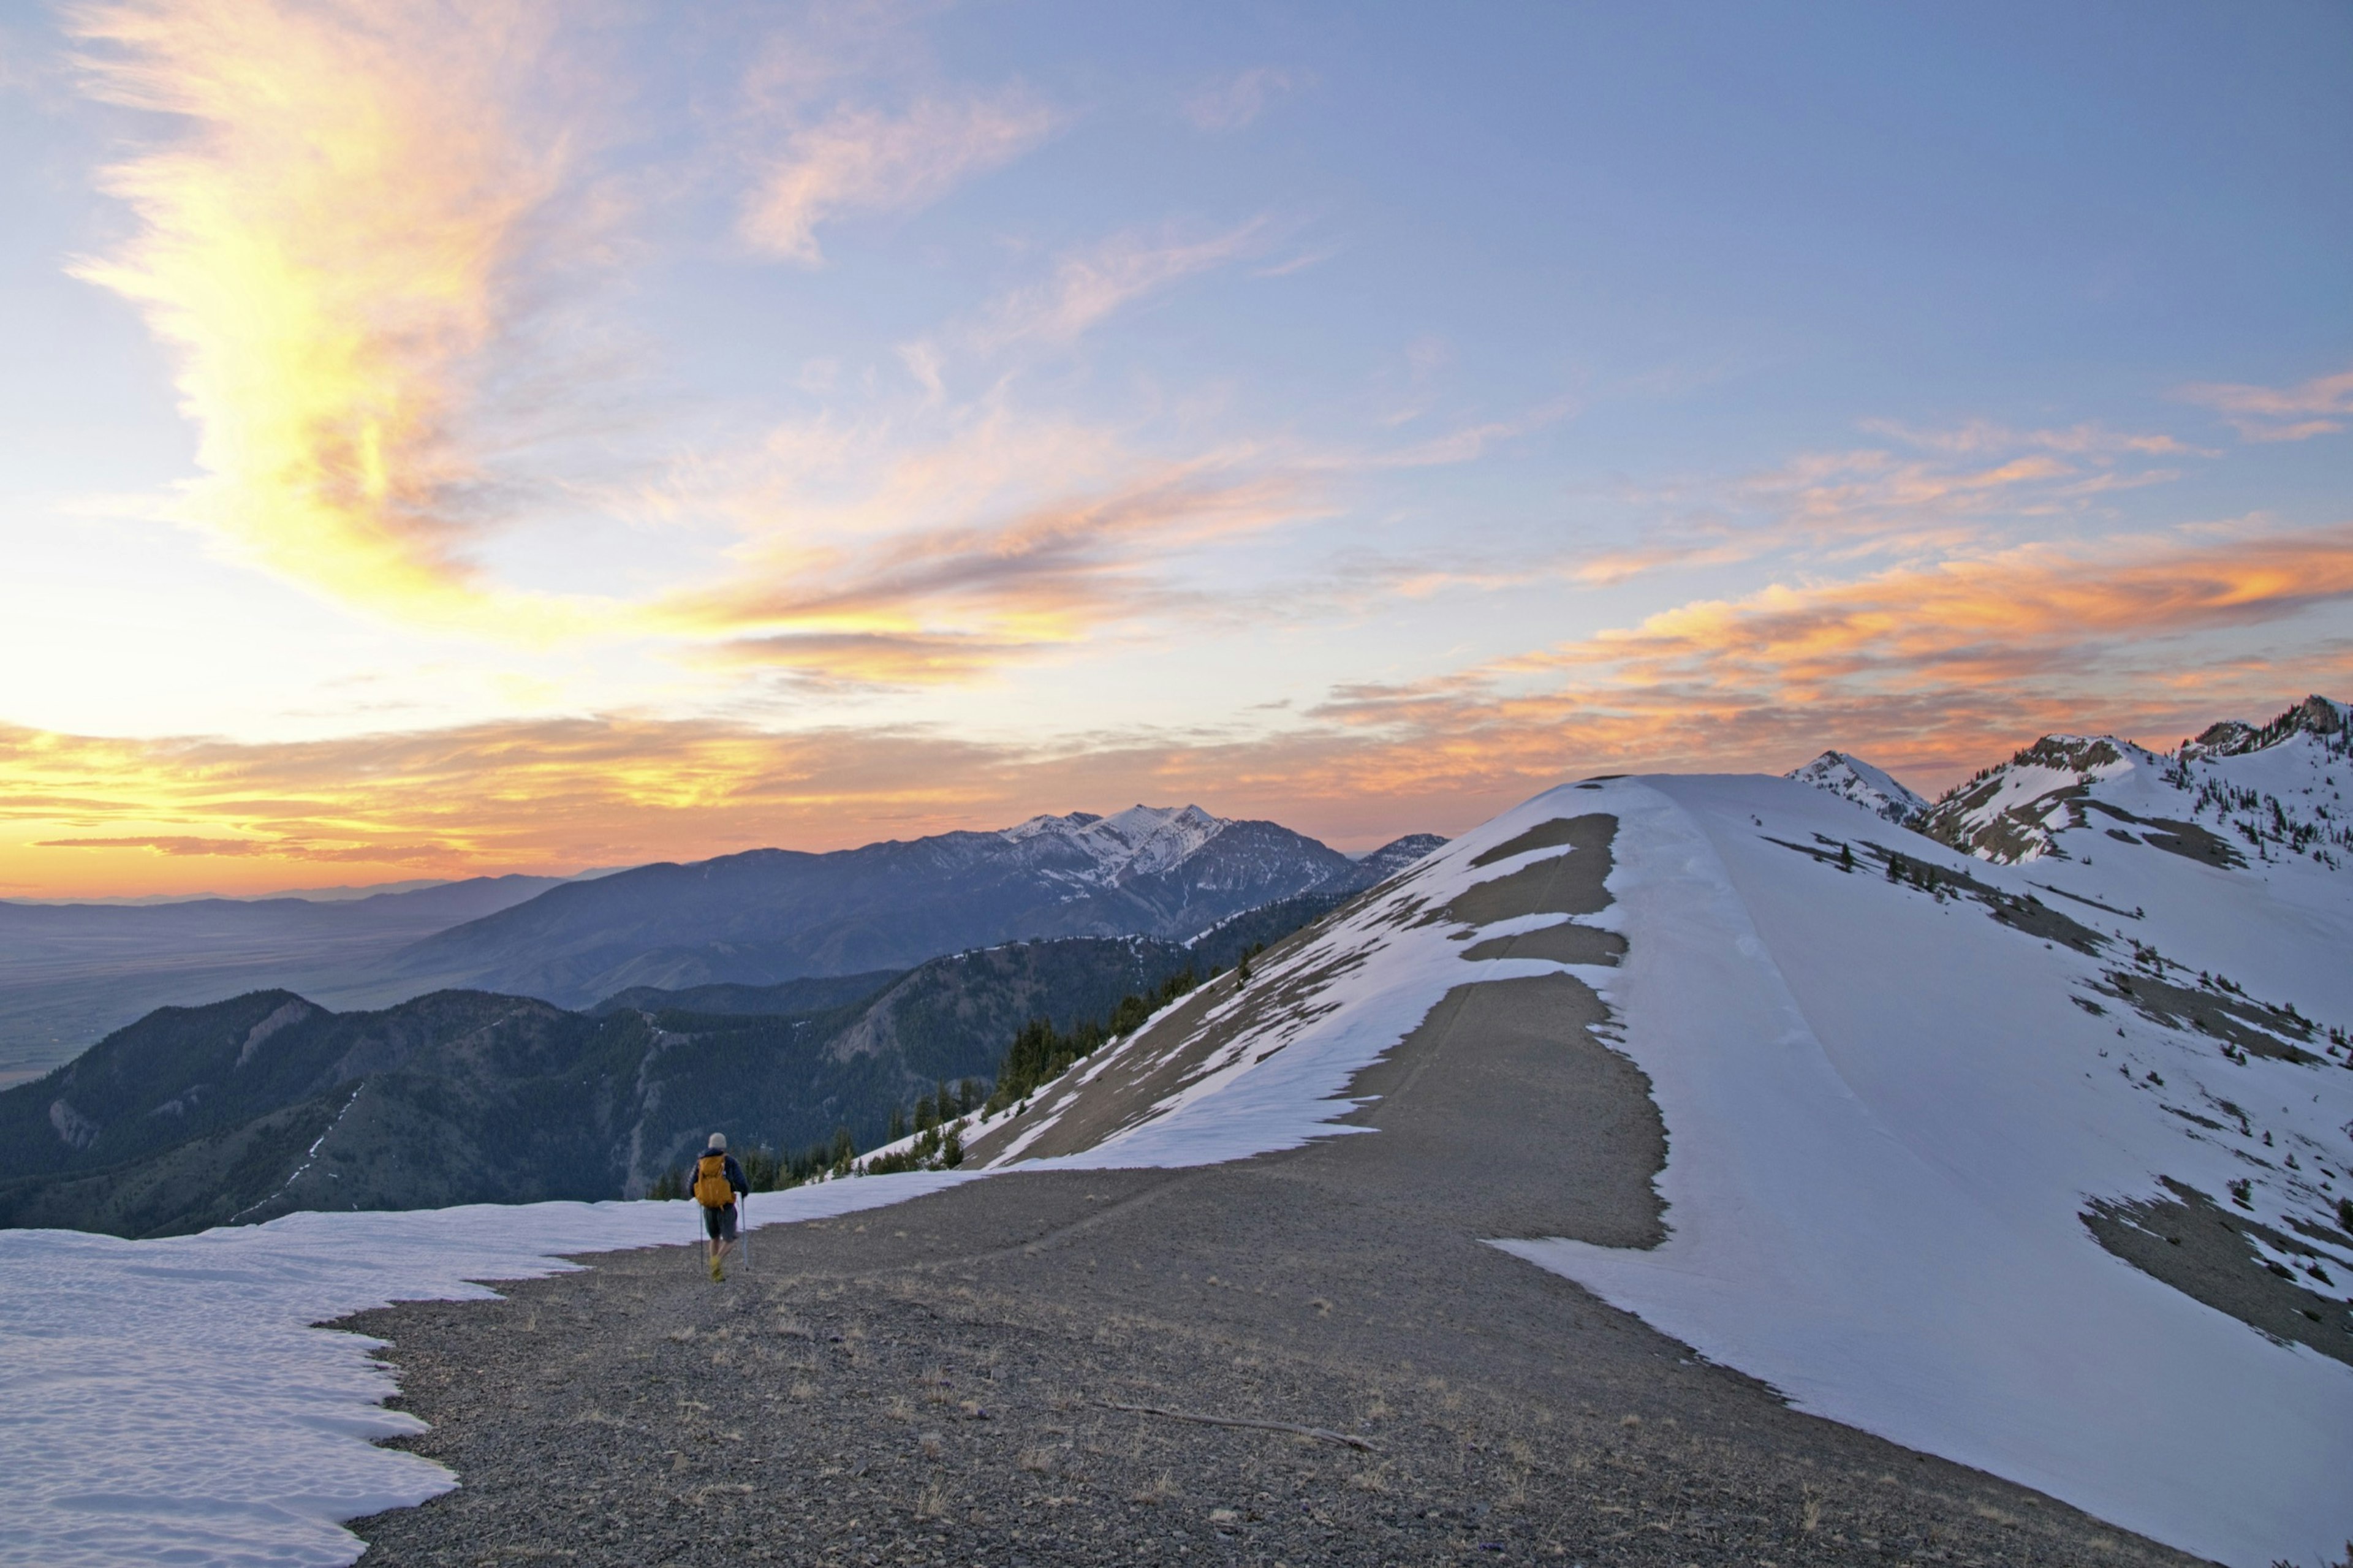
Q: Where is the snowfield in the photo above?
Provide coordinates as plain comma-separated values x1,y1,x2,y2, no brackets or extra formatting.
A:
7,722,2351,1567
1505,775,2353,1568
0,1176,974,1568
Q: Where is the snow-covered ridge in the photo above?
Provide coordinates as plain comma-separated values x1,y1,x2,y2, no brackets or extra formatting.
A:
955,751,2353,1566
1919,695,2353,868
2184,693,2350,759
1785,749,1928,823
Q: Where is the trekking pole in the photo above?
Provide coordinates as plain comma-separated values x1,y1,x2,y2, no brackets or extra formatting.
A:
740,1189,752,1274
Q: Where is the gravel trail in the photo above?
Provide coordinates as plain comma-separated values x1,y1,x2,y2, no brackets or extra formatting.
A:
343,821,2195,1567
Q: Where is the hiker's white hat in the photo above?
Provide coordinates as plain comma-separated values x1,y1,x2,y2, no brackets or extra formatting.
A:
707,1132,726,1150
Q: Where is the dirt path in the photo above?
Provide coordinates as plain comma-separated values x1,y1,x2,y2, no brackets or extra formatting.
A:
343,820,2194,1567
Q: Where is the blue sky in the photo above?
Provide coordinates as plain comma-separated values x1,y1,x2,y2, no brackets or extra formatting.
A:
0,0,2346,894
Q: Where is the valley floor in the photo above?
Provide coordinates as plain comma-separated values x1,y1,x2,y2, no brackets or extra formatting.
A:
344,974,2184,1567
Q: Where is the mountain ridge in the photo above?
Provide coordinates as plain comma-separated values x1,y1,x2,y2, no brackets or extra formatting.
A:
941,700,2353,1566
372,811,1426,1010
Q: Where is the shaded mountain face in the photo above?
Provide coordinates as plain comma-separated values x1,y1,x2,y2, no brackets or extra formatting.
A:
0,988,656,1237
376,806,1384,1010
588,971,904,1019
0,899,1346,1236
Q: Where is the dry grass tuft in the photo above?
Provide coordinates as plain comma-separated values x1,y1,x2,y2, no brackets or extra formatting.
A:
1129,1471,1181,1505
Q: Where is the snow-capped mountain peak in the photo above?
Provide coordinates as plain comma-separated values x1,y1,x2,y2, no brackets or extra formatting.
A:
1786,750,1928,823
999,803,1230,882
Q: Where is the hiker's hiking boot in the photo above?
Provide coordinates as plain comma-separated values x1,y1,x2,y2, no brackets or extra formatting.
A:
710,1256,724,1282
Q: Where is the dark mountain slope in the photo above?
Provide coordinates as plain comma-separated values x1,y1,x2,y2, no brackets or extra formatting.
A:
589,971,903,1018
0,886,1358,1236
0,989,656,1236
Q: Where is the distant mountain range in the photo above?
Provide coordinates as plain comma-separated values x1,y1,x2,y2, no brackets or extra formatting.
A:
370,808,1439,1010
10,699,2349,1261
0,873,1393,1235
0,809,1445,1086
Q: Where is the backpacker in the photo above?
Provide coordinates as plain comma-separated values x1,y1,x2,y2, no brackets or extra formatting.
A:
693,1152,733,1208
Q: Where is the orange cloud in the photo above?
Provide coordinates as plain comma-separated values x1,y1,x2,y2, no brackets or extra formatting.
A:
66,0,604,630
1316,524,2353,789
1566,526,2353,686
650,431,1319,674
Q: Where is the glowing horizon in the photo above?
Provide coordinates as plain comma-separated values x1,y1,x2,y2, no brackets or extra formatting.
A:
2,2,2347,898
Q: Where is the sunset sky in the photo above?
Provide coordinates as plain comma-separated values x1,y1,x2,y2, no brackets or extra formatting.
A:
2,1,2348,898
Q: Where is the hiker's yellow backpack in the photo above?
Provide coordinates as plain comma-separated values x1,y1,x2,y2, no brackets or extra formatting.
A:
693,1153,732,1208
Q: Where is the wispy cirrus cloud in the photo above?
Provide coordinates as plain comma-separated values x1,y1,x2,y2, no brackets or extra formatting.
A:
2177,365,2353,442
971,220,1270,349
64,0,608,630
1182,67,1301,132
1567,417,2202,586
737,89,1056,265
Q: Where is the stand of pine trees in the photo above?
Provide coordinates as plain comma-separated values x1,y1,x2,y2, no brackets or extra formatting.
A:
648,1128,860,1200
985,966,1202,1112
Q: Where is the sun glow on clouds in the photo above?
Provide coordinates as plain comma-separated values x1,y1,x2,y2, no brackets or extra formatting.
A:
7,518,2350,897
65,0,608,631
13,6,2350,898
